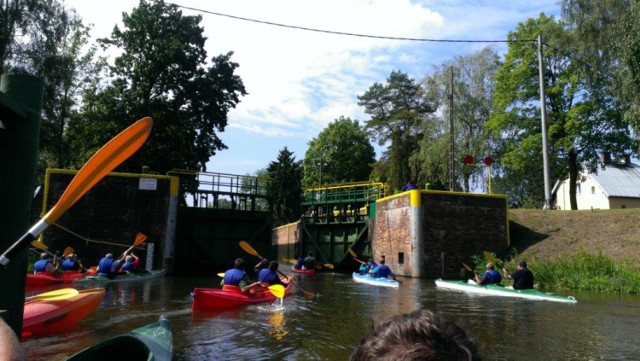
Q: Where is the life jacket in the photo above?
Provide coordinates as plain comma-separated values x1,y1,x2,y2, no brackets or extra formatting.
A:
258,268,278,284
97,257,115,276
223,268,245,286
61,259,78,271
33,259,51,273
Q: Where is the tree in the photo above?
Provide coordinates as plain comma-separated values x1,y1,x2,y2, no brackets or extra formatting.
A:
487,14,632,209
417,47,500,192
267,147,302,226
0,0,40,73
358,71,435,191
561,0,640,138
82,0,246,173
302,116,375,187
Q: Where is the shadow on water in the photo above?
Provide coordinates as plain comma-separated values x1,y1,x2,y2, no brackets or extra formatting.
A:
22,272,640,360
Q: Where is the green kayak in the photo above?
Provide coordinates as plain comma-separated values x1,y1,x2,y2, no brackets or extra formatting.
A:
435,279,577,303
74,269,165,284
67,315,172,360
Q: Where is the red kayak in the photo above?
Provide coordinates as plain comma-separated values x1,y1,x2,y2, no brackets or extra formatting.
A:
192,282,293,311
26,271,87,288
22,288,105,340
291,266,316,275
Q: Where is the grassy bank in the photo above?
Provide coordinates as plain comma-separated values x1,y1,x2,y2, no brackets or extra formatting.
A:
489,209,640,294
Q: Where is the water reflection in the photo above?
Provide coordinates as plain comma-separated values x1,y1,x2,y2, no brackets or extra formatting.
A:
21,272,640,360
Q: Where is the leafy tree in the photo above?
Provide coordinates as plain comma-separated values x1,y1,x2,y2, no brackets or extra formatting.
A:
561,0,640,140
0,0,40,73
78,0,246,173
418,47,500,192
302,116,375,187
267,147,302,226
357,71,435,191
487,14,632,209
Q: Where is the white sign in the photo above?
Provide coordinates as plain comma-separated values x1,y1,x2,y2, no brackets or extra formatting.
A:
139,177,157,190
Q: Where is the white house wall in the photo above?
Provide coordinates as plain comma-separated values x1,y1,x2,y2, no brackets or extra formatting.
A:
556,176,610,210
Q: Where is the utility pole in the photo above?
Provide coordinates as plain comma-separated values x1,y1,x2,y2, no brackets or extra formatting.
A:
537,34,552,210
448,66,454,192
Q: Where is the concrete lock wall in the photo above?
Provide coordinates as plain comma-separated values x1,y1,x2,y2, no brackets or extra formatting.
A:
372,190,509,279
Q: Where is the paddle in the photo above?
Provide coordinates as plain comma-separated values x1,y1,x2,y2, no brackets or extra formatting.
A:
25,288,79,302
281,257,297,265
348,248,367,265
217,272,225,278
462,263,474,272
117,232,148,261
0,117,153,268
483,251,502,267
239,241,314,297
268,284,285,299
314,263,335,270
63,246,74,258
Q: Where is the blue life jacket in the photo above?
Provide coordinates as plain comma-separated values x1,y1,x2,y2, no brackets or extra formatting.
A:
97,257,115,276
258,268,279,284
33,259,51,272
373,264,393,278
295,257,304,269
223,268,245,286
481,269,502,284
358,264,369,274
61,259,77,271
121,261,135,271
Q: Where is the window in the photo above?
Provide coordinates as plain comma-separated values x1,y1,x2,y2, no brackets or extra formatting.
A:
398,252,404,264
591,186,596,194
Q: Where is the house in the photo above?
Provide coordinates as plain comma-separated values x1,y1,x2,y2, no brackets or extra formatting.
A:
553,155,640,210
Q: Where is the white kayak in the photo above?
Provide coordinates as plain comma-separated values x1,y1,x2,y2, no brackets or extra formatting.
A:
352,272,400,288
435,279,577,303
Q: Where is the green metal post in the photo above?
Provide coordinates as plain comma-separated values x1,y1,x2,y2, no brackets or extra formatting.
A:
0,74,44,337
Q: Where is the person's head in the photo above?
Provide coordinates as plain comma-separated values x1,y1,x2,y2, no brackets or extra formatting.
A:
106,253,113,259
516,260,527,269
125,255,133,262
67,253,76,260
40,253,49,260
233,258,244,269
485,263,494,270
379,257,386,265
350,309,481,361
268,261,279,271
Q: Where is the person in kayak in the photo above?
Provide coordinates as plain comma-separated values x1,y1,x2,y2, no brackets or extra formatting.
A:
119,252,141,273
221,258,256,293
302,251,316,270
350,309,481,361
257,261,291,286
473,262,502,285
97,253,123,277
33,253,59,274
502,260,534,289
294,253,304,270
359,257,377,275
370,257,399,282
61,253,86,272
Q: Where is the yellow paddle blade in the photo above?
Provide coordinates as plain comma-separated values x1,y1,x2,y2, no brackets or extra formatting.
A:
217,273,225,278
323,263,334,269
347,248,357,258
268,284,285,299
280,257,296,265
462,263,474,272
26,288,79,301
483,251,498,264
30,240,48,250
239,240,260,258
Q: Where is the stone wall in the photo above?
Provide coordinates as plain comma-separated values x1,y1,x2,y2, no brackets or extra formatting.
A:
372,191,508,279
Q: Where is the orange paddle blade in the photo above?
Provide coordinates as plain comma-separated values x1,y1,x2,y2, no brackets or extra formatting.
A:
134,232,148,247
63,246,74,257
43,117,153,224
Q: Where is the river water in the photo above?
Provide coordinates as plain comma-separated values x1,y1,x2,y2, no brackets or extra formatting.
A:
22,271,640,360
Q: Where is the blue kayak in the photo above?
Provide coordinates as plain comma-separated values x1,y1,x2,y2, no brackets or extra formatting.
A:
352,272,400,288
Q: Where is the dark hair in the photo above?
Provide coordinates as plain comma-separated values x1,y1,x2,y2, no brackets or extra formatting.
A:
517,260,527,268
268,261,278,271
350,309,481,361
234,258,244,269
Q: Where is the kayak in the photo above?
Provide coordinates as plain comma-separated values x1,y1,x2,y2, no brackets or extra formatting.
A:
435,279,578,303
26,271,87,287
67,315,173,361
192,281,293,311
22,288,105,339
291,266,315,275
74,269,165,284
352,272,400,288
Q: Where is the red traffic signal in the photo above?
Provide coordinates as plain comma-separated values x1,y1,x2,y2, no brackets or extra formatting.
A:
463,154,474,165
484,156,493,166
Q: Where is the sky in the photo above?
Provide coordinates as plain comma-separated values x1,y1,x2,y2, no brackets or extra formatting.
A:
63,0,561,176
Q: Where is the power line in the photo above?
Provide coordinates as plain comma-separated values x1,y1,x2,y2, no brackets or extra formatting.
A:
159,0,535,44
